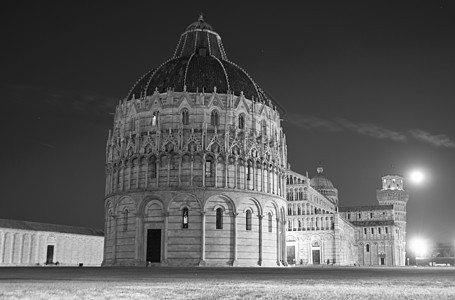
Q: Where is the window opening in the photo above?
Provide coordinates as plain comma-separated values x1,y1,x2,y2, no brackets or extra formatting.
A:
246,210,252,231
182,207,189,228
216,208,223,229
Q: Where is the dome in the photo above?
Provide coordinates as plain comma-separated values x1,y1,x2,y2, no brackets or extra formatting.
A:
310,167,335,189
127,16,272,104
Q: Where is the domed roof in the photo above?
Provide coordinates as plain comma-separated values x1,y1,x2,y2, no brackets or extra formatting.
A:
185,14,213,31
310,167,335,189
127,16,272,104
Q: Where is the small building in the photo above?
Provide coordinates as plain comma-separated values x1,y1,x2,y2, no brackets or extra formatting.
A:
0,219,104,266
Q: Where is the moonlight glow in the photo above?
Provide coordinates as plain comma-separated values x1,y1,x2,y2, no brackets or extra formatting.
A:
410,170,424,184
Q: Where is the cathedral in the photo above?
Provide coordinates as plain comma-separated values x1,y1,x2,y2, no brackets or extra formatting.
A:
286,168,408,266
102,16,408,267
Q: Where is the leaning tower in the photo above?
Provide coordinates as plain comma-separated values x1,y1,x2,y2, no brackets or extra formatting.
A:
376,174,409,265
102,16,288,267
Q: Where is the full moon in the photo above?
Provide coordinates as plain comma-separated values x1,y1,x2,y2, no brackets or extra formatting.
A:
410,170,424,184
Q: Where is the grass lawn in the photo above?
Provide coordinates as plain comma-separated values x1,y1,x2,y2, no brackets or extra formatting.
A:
1,266,454,299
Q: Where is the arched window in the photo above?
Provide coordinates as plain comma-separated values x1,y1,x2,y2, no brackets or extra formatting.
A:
216,208,223,229
123,209,129,231
366,244,370,252
181,109,189,125
262,120,267,136
246,210,252,231
239,114,245,129
211,110,219,126
152,111,160,126
205,158,212,177
182,207,189,229
268,213,273,232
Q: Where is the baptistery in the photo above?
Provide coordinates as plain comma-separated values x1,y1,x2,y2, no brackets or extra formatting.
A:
103,16,288,267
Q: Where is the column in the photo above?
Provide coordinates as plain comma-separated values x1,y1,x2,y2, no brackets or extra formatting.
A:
178,156,182,185
119,165,123,191
272,168,276,194
9,233,15,264
105,168,110,195
135,213,144,266
156,159,160,188
202,155,206,187
200,211,206,265
0,232,4,264
190,156,194,186
214,155,218,188
136,160,140,189
128,161,132,190
243,164,247,190
233,212,238,265
234,162,237,189
163,212,169,264
252,162,255,191
224,159,228,188
112,216,118,264
167,156,170,186
261,164,264,192
17,234,23,264
276,171,280,196
258,214,263,266
114,168,118,192
31,234,39,264
145,158,149,188
276,218,281,265
282,220,287,264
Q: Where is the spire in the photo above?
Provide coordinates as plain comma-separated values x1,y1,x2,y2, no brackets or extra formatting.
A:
317,161,323,174
199,12,204,22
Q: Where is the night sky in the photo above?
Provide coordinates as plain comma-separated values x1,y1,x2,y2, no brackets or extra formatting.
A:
1,1,454,244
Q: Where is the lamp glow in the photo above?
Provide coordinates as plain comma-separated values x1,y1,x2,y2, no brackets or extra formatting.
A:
409,170,424,184
410,237,428,258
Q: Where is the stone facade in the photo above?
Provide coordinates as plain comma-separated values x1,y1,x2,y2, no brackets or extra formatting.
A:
286,169,407,266
103,16,288,267
103,16,409,268
0,219,104,266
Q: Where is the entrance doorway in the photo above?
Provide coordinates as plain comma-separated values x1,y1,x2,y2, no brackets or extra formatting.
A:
46,245,54,264
286,246,295,264
146,229,161,263
312,249,320,264
380,257,385,265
